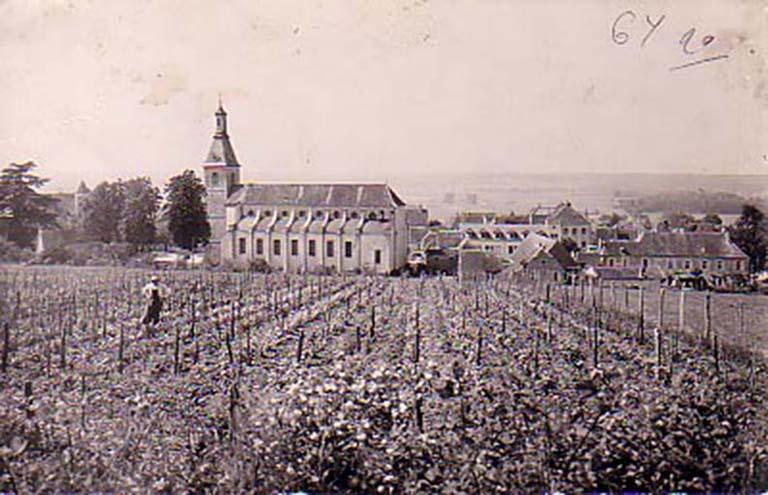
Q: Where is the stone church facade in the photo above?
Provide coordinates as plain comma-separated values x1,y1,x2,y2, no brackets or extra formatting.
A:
202,104,427,274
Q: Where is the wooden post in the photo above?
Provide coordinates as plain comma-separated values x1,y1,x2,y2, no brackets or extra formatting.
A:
624,286,629,312
355,325,362,354
637,287,645,344
501,309,507,334
296,326,305,363
546,307,553,344
230,300,236,341
533,326,540,377
1,321,9,373
60,320,67,370
229,382,239,444
118,322,125,374
414,304,421,366
655,288,665,379
592,319,599,369
225,332,234,365
677,290,685,358
173,323,181,374
370,306,376,339
704,292,712,345
475,325,483,366
414,397,424,433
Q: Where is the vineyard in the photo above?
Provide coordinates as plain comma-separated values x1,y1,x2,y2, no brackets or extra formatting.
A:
1,266,767,493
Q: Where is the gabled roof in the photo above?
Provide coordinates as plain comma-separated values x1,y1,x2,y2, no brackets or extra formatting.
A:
226,183,406,208
546,202,590,226
630,232,748,259
421,229,465,250
510,232,578,270
600,232,748,259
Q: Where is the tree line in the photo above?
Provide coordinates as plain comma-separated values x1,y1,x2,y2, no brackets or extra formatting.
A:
0,162,211,252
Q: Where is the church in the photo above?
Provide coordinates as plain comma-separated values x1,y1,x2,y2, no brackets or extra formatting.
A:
202,103,428,274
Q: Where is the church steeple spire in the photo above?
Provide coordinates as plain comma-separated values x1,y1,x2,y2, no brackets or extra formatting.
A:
215,96,228,136
205,100,238,166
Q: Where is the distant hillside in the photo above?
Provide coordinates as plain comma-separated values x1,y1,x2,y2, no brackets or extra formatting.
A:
629,190,767,214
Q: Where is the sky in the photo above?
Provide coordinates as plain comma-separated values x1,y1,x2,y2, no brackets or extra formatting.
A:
0,0,766,192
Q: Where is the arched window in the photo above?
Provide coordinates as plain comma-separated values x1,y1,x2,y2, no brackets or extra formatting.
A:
315,210,324,219
211,172,219,187
368,212,377,220
333,210,340,219
264,210,272,217
247,210,255,217
351,211,359,219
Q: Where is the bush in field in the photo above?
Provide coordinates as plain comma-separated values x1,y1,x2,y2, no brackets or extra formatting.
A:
0,239,34,263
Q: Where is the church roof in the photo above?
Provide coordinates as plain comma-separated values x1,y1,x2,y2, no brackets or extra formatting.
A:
205,135,239,166
226,183,406,208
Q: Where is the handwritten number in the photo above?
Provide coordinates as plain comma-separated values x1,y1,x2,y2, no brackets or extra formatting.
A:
612,10,636,45
642,14,665,47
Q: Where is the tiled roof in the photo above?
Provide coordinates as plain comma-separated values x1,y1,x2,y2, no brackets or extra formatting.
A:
510,232,578,270
617,232,748,259
546,202,590,226
421,229,465,250
226,183,406,208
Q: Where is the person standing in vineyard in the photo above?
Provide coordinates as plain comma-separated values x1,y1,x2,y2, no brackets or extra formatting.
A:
141,275,165,334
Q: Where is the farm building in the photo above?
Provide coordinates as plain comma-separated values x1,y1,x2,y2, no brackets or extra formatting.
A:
203,104,427,273
593,231,749,277
508,232,580,282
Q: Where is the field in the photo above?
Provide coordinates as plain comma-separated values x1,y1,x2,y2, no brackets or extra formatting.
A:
1,266,767,493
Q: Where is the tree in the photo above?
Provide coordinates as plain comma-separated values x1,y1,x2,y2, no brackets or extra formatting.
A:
0,162,59,248
164,170,210,250
700,213,723,231
121,177,160,249
82,181,126,243
659,212,696,231
729,204,767,273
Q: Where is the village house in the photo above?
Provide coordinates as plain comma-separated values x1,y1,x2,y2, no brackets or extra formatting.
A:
508,232,580,282
593,231,749,277
203,104,427,274
453,201,595,260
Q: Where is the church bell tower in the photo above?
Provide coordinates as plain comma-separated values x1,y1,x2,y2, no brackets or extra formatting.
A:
203,100,241,258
